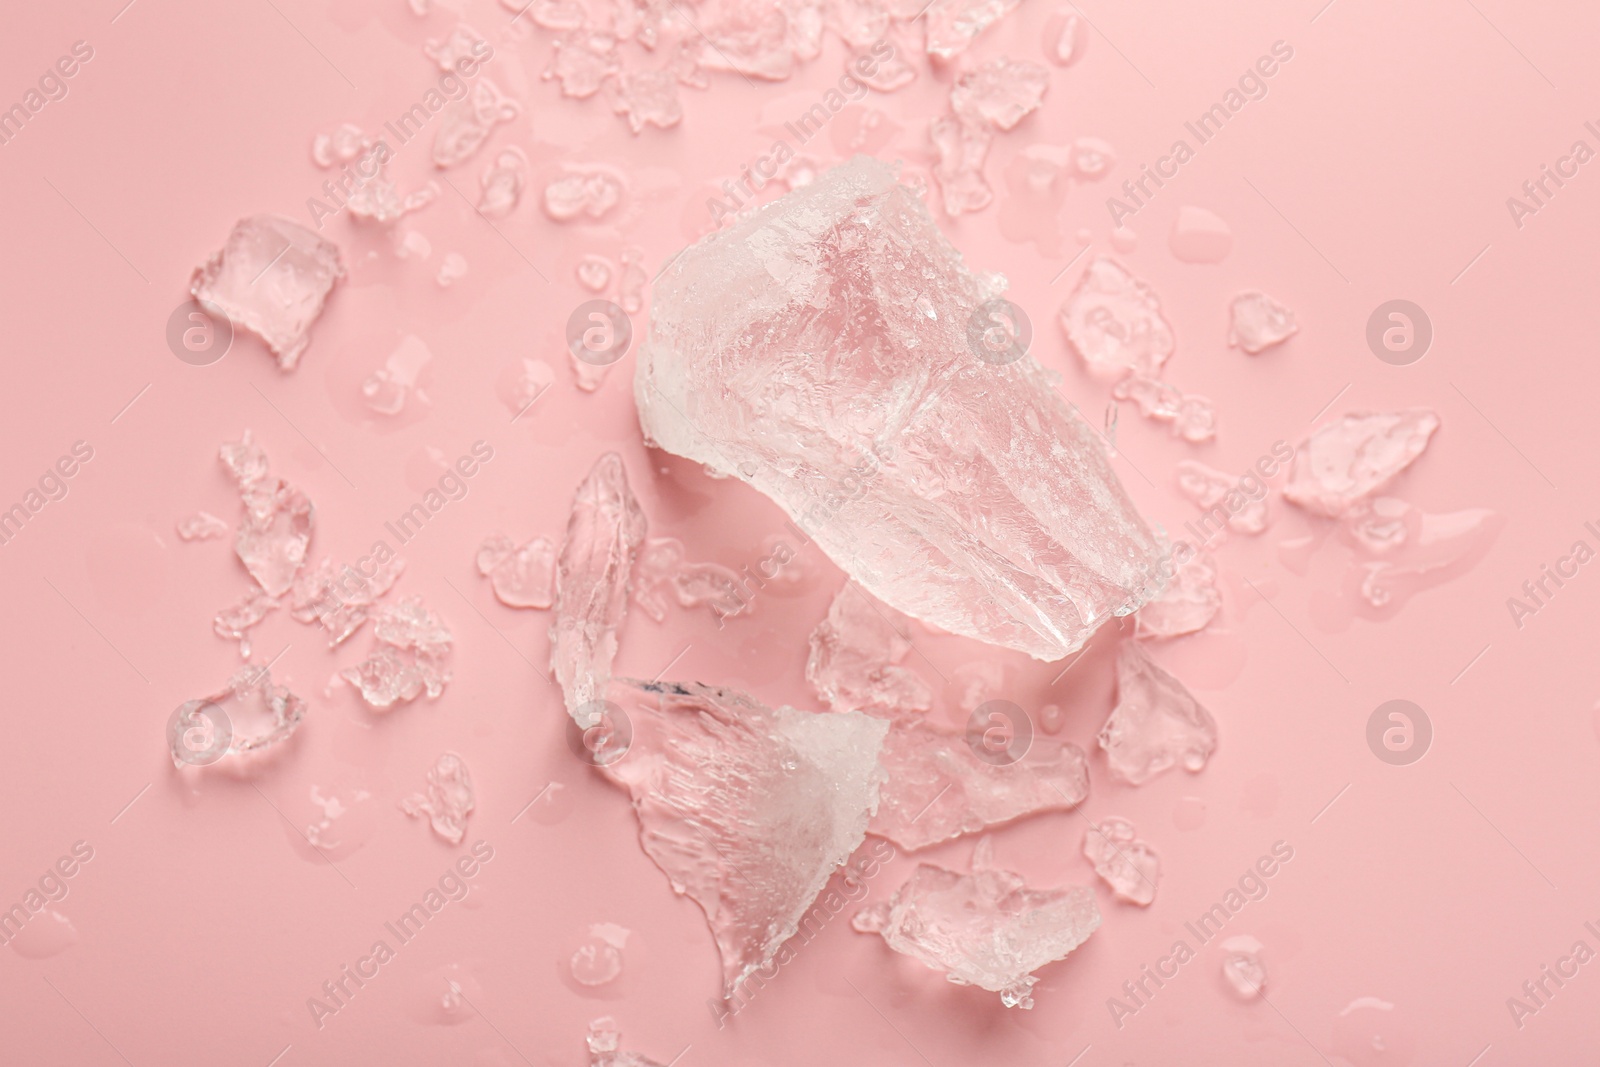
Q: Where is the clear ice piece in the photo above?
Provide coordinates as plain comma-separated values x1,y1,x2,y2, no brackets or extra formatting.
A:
922,0,1020,59
950,57,1048,130
1060,257,1175,379
362,335,432,415
400,751,475,844
598,678,888,998
1176,460,1268,535
1081,816,1159,905
220,431,314,598
806,582,933,716
551,454,647,721
190,215,345,371
636,158,1166,661
853,837,1100,1008
609,67,684,133
544,31,620,99
1284,410,1440,518
213,586,279,654
1135,551,1220,639
586,1016,667,1067
873,720,1089,850
1229,291,1297,354
1221,935,1266,999
433,80,520,168
1098,641,1217,784
476,533,557,609
634,537,748,622
290,555,404,646
543,165,627,221
1174,394,1216,443
177,511,228,541
478,148,528,218
342,596,453,709
169,665,307,766
931,113,993,215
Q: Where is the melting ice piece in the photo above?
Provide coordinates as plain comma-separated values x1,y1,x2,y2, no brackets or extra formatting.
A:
290,555,405,646
551,454,647,721
213,586,279,657
853,837,1100,1007
1229,291,1297,354
190,215,345,371
1060,257,1175,379
609,68,684,133
400,751,475,844
931,113,993,215
342,596,453,709
576,255,614,292
1284,410,1440,518
1099,641,1217,784
1174,394,1216,443
1169,205,1232,264
1221,935,1265,999
873,720,1089,850
923,0,1021,59
1341,498,1500,613
544,165,627,221
478,148,528,218
1081,816,1159,905
1176,460,1268,535
632,537,748,623
220,432,314,598
362,335,432,415
436,253,468,288
586,1017,666,1067
636,158,1166,660
806,582,933,715
544,31,620,98
1050,11,1084,65
1071,136,1115,180
177,511,228,541
168,664,307,766
476,533,557,609
951,57,1048,130
423,23,486,70
433,81,520,168
598,678,888,998
1135,551,1219,639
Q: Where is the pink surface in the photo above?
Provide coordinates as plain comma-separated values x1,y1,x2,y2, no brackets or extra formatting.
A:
2,0,1598,1064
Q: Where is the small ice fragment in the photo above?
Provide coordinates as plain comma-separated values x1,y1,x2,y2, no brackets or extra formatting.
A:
423,23,486,71
1060,257,1175,379
213,586,279,655
1176,460,1269,535
543,165,627,222
931,113,993,215
220,431,314,598
1229,291,1298,354
609,67,683,133
1071,137,1115,180
576,255,614,292
1081,816,1159,905
950,57,1049,130
1099,641,1218,784
617,247,647,313
550,454,647,722
853,837,1100,1008
476,533,557,608
633,537,748,622
923,0,1021,60
1174,394,1217,443
1050,12,1084,65
570,923,628,986
1136,551,1220,639
854,42,917,91
636,158,1166,661
433,80,520,168
806,581,933,716
529,0,587,29
1113,373,1182,421
361,335,432,415
190,216,344,371
400,751,475,844
1169,205,1233,264
436,253,468,288
168,664,307,766
544,31,620,99
177,511,228,541
394,229,431,260
345,166,436,225
1221,935,1266,999
598,678,888,998
873,720,1089,850
312,123,364,167
290,555,404,647
342,596,453,709
586,1016,667,1067
1039,703,1065,734
950,659,1006,714
1283,410,1441,518
478,148,528,219
825,0,889,49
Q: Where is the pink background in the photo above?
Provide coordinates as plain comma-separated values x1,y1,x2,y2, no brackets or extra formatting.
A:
2,0,1597,1063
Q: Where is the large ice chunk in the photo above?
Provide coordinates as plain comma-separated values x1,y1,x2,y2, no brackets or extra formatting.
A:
1098,641,1217,784
552,454,647,722
596,678,887,998
636,157,1166,661
190,215,345,370
852,837,1100,1008
1284,410,1440,518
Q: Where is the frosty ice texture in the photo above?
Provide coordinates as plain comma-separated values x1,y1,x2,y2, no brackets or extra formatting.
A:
1284,410,1440,517
872,719,1089,850
476,533,556,609
220,431,314,598
342,596,453,709
1099,641,1217,784
1081,816,1159,905
636,157,1166,661
551,454,647,722
1229,291,1297,353
400,751,475,844
190,215,345,371
853,837,1100,1007
1060,257,1174,379
806,582,932,715
598,678,887,998
289,555,404,647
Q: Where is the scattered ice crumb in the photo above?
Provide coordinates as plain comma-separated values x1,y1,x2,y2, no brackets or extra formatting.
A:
342,596,453,709
1060,257,1174,378
543,165,627,222
575,254,614,292
479,148,528,218
213,586,279,658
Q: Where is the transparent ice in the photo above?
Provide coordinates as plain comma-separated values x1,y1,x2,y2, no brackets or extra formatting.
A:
1098,640,1217,784
400,751,475,844
1082,816,1159,905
